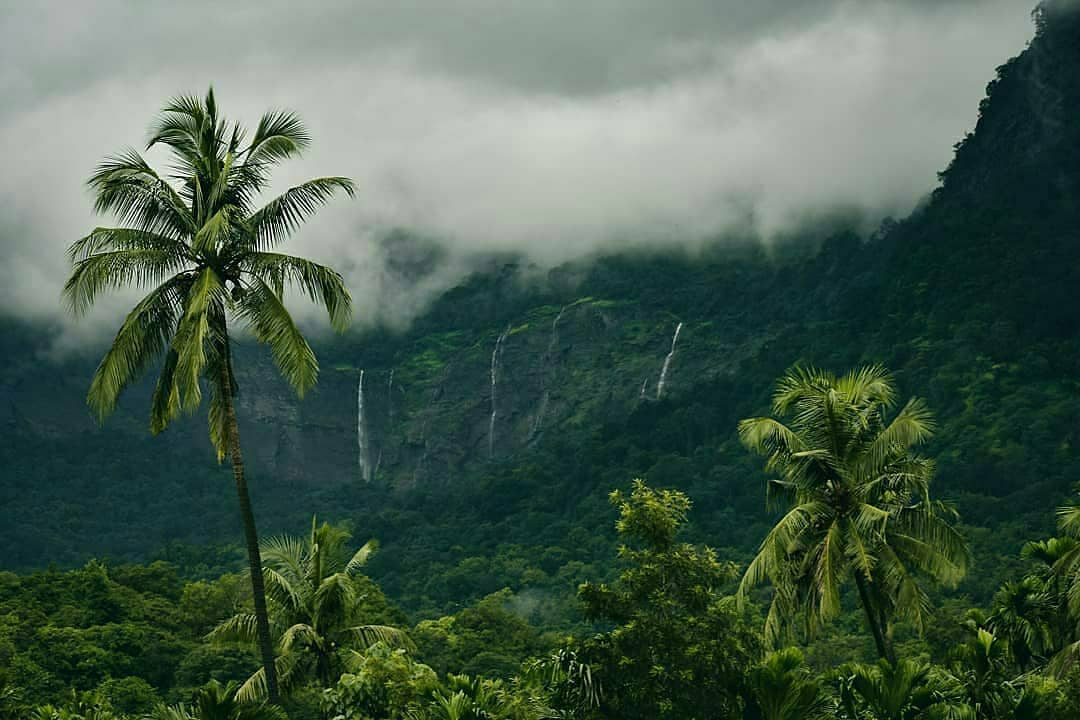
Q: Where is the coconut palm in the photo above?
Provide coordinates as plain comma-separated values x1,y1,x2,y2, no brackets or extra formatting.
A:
738,366,969,663
212,518,408,700
63,88,354,701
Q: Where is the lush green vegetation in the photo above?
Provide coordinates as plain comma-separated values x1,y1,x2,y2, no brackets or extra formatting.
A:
63,88,356,702
4,454,1080,718
3,2,1080,718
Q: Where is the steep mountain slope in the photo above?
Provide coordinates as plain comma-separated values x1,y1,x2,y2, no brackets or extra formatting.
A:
2,3,1079,617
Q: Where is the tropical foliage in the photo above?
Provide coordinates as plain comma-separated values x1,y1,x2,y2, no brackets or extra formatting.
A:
63,87,355,702
211,519,407,700
737,366,969,661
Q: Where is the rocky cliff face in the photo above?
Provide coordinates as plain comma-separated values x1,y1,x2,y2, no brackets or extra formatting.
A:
219,293,748,492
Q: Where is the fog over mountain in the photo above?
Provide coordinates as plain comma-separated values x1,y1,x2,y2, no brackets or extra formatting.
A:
0,0,1035,344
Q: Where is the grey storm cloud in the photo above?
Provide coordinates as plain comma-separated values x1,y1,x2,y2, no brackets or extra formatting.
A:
0,0,1038,346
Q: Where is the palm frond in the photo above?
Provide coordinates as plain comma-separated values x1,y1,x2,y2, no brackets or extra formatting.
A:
193,206,232,253
313,572,357,631
837,364,895,409
344,539,378,575
245,110,311,167
68,226,191,263
84,274,191,421
1057,502,1080,538
858,398,935,478
171,267,226,413
243,251,352,331
88,148,195,237
205,351,231,460
343,624,412,651
207,612,260,644
279,622,321,653
263,567,305,616
234,653,302,704
261,534,310,588
812,521,845,621
63,248,189,316
245,177,356,251
235,277,318,396
738,417,806,460
740,501,829,598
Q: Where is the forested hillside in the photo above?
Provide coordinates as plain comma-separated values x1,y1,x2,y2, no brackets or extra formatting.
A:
4,3,1080,717
3,1,1079,617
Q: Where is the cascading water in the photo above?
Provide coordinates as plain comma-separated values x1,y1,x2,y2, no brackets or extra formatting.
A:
548,305,567,354
655,322,684,399
387,368,395,425
488,325,511,459
357,370,371,482
639,378,649,399
529,306,569,441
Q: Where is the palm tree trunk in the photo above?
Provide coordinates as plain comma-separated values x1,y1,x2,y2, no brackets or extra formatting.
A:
221,364,281,704
854,571,897,665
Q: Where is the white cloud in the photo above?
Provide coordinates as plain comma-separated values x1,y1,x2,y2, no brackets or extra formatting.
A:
0,0,1037,347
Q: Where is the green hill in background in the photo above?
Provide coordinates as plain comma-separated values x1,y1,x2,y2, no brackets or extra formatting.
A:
1,1,1079,630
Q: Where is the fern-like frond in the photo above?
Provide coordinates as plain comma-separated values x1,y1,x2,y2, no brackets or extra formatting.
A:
84,274,191,421
344,539,379,575
243,252,352,331
207,612,260,644
88,148,195,237
245,177,356,251
245,110,311,167
63,248,189,316
235,278,318,396
343,624,412,651
171,267,225,412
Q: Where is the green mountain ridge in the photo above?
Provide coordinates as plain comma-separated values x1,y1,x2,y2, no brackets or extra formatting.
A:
2,2,1080,624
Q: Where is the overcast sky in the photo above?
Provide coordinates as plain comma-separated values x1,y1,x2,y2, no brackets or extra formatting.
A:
0,0,1038,345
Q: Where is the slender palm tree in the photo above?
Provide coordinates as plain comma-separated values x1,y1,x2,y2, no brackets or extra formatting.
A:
212,518,408,700
63,88,355,702
738,366,969,663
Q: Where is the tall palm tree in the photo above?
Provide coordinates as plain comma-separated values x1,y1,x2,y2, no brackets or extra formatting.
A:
63,88,355,702
737,366,969,663
212,518,408,700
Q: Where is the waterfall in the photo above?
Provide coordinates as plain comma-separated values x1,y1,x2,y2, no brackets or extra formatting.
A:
387,368,395,425
357,370,371,482
527,305,569,442
548,305,567,354
655,322,684,399
639,378,649,399
488,325,511,459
